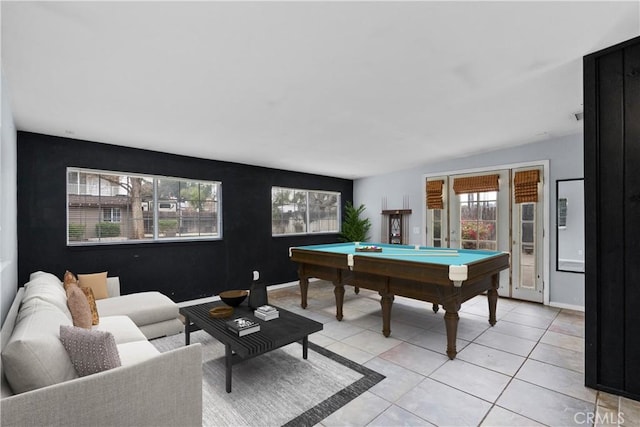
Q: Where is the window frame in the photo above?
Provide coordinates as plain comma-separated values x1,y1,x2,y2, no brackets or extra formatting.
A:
67,167,222,246
271,186,341,236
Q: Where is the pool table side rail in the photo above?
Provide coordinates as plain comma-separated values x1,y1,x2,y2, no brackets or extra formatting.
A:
290,248,510,287
290,248,351,269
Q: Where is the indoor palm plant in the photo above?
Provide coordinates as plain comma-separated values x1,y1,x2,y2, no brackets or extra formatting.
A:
339,202,372,242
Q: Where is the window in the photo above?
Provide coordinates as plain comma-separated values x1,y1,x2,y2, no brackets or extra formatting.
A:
67,168,221,245
272,187,340,235
432,209,443,247
102,208,121,223
460,191,498,250
519,202,536,288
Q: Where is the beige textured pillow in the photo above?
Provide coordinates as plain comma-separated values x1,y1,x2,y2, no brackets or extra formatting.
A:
78,272,109,300
81,287,100,325
59,325,121,377
66,284,92,329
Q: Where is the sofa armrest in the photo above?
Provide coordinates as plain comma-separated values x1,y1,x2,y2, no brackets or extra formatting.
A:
1,344,202,427
106,276,121,297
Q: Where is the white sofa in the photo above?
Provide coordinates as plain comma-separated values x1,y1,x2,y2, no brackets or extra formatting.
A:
0,272,203,427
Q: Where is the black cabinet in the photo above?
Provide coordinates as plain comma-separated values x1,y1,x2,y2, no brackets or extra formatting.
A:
584,35,640,400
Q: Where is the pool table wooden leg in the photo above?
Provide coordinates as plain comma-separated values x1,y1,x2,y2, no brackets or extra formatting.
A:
334,282,345,321
380,291,394,337
487,274,499,326
299,276,309,309
443,309,459,360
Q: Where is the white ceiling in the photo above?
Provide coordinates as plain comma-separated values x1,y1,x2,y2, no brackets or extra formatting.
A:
2,1,639,179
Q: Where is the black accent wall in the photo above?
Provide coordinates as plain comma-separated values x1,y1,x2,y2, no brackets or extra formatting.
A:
17,132,352,301
584,35,640,401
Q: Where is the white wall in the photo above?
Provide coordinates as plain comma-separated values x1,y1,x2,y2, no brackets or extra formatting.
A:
354,133,585,309
1,71,18,325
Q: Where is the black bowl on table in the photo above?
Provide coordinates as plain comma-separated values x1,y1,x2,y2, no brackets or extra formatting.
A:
218,289,248,307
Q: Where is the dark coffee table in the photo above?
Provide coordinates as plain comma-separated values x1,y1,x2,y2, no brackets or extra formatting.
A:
180,302,323,392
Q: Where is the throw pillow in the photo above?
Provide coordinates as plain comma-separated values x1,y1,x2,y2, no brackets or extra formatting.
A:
63,270,78,291
59,325,121,377
66,284,93,329
81,286,100,325
78,271,109,300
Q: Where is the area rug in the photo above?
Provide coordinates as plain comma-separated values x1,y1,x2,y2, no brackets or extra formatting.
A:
151,330,384,426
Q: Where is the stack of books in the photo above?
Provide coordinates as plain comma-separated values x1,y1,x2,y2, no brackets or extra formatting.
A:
254,305,279,321
226,317,260,336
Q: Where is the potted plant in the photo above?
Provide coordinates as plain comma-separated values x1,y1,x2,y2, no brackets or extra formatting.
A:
339,202,371,242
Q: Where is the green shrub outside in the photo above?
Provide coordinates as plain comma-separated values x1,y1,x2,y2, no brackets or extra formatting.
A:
68,223,86,240
96,222,120,237
158,219,178,233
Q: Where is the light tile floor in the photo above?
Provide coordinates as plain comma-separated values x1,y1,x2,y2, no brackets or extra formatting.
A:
266,280,640,427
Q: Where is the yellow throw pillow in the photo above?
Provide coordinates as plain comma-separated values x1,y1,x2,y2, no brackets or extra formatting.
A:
81,287,100,325
66,284,92,329
78,272,109,300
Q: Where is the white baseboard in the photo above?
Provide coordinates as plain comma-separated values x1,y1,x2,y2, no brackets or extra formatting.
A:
548,301,585,312
177,279,313,308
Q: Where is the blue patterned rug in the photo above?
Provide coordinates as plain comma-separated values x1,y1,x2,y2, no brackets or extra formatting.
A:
152,330,384,426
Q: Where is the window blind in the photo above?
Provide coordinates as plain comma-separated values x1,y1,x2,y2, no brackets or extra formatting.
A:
514,170,540,203
426,180,444,209
452,174,500,194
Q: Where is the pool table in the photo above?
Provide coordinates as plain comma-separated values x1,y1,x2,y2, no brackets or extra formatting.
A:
289,242,510,359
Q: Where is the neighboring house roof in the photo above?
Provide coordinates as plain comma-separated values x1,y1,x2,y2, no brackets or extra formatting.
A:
68,194,131,207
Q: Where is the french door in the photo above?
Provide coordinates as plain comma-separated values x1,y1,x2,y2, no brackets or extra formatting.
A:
426,176,448,248
426,167,544,303
510,166,544,302
448,170,511,297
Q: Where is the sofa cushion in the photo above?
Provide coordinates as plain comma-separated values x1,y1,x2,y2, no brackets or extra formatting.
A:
29,271,62,282
96,292,179,327
93,315,147,344
1,299,77,394
59,325,121,377
78,271,109,300
106,276,121,297
66,284,93,329
139,318,185,340
116,340,160,366
22,273,72,320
